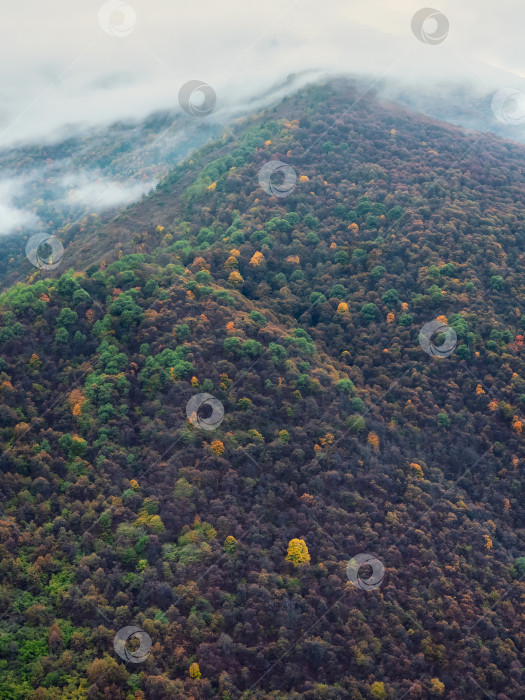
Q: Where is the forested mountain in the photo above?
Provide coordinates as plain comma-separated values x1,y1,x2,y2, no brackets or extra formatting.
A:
0,79,524,699
2,73,525,292
0,71,320,290
0,110,221,289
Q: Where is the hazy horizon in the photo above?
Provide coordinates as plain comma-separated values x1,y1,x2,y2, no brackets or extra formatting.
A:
2,0,525,148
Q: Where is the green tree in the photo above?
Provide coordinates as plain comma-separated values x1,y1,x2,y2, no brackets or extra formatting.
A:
387,204,404,220
242,340,263,358
515,557,525,576
56,308,78,327
381,289,400,308
351,248,367,263
55,327,69,345
330,284,346,299
346,415,366,432
109,291,144,326
361,303,378,322
437,412,450,428
249,310,267,325
370,265,386,280
490,275,505,291
336,379,354,395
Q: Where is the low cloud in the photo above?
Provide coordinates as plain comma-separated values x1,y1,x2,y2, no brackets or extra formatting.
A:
60,173,156,209
1,0,525,148
0,180,38,236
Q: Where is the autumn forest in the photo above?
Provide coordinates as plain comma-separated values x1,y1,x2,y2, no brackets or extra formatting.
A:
0,80,524,699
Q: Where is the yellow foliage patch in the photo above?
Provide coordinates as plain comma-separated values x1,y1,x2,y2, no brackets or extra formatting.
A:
224,256,238,270
409,462,424,477
249,251,265,266
367,431,380,451
286,538,310,566
69,388,86,417
192,256,209,270
319,433,334,446
210,440,225,456
430,678,445,695
228,270,244,286
189,662,201,679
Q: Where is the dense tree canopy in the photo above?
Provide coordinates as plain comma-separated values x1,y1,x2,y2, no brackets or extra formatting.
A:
0,80,524,699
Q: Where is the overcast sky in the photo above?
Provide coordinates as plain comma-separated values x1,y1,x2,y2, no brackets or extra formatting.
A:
0,0,523,147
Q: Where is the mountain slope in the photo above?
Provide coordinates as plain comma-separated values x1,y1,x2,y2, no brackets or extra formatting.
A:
0,79,524,699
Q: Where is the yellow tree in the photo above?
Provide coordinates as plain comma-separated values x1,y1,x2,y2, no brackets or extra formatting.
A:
224,536,237,554
367,431,380,451
286,538,310,566
210,440,225,457
409,462,424,478
28,354,42,372
228,271,244,286
430,678,445,695
224,255,238,270
69,388,85,416
189,662,201,679
370,681,387,699
192,256,209,271
249,251,265,266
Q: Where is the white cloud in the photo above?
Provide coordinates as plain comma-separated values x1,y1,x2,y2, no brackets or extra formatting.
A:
0,0,524,147
0,180,38,235
60,173,156,209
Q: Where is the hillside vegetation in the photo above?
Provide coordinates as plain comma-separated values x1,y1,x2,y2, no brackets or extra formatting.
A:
0,80,524,699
